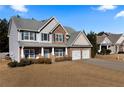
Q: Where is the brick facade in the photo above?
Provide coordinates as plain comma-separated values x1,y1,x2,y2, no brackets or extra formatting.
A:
52,25,67,44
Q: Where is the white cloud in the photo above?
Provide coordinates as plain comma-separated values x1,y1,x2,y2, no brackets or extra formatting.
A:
115,11,124,18
10,5,28,12
96,5,117,12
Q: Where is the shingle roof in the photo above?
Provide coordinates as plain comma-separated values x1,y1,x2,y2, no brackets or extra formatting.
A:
12,16,50,31
19,41,67,47
107,34,122,43
97,33,122,44
64,26,76,35
67,31,80,46
11,16,92,47
97,35,106,44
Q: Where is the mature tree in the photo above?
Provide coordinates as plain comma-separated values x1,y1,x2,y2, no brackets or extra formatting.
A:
87,31,98,58
0,18,9,52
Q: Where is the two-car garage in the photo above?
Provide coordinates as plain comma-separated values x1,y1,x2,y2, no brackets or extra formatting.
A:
72,49,90,60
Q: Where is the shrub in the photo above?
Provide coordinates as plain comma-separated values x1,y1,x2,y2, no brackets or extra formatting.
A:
30,59,39,64
16,62,25,67
20,58,31,65
44,58,52,64
100,48,106,55
100,48,111,55
5,54,11,60
106,49,111,55
55,57,64,62
55,56,72,62
118,51,124,54
8,61,18,67
64,57,72,61
37,58,44,64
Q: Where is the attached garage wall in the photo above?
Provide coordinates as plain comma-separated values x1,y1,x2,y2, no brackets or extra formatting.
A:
68,47,91,60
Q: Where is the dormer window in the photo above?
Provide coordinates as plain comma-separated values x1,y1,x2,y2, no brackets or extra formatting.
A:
21,31,36,41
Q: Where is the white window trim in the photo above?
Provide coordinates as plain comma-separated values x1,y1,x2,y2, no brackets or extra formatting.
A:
55,33,64,42
41,33,49,41
55,49,64,57
24,49,35,59
22,32,36,41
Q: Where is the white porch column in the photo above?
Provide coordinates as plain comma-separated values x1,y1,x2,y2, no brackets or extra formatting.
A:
65,47,68,55
117,45,119,53
41,47,44,56
52,47,54,55
99,45,101,52
21,46,24,58
107,45,109,49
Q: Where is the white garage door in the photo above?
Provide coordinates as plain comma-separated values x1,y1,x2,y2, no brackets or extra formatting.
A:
82,49,90,59
72,50,81,60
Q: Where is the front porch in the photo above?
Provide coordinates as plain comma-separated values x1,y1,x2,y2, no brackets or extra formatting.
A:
20,47,68,62
98,44,110,53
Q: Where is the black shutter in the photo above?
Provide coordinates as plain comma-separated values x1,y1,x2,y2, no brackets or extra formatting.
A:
41,33,43,41
53,34,55,42
48,34,49,41
35,33,36,40
22,32,24,40
63,35,64,42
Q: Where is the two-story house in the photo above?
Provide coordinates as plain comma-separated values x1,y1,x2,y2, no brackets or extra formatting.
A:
8,16,92,62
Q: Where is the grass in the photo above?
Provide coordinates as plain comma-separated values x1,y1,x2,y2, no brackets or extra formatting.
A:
1,59,124,86
96,54,124,62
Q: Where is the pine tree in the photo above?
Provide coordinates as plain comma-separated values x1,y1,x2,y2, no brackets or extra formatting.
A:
0,19,9,52
87,31,98,58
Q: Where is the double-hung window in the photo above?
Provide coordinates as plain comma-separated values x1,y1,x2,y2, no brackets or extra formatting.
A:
23,32,29,40
22,31,36,41
55,49,64,57
41,33,49,41
55,33,64,42
24,49,35,58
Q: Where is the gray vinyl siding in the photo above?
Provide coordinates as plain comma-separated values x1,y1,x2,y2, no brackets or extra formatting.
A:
9,20,20,62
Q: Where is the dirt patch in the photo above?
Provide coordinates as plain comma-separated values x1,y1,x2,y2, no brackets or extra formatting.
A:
1,60,124,86
96,54,124,62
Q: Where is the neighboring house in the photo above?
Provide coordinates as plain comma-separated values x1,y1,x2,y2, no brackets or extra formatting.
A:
97,33,124,54
8,16,92,62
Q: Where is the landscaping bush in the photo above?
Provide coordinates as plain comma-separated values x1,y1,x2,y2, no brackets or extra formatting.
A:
55,56,72,62
37,58,44,64
20,58,31,65
16,62,25,67
100,48,106,55
44,58,52,64
118,51,124,54
55,57,64,62
8,61,18,67
8,58,52,68
106,49,111,55
100,49,111,55
64,57,72,61
29,59,38,64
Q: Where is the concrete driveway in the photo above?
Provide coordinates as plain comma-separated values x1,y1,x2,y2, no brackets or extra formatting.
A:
84,58,124,72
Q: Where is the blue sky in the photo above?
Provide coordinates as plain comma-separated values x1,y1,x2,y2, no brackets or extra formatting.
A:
0,5,124,34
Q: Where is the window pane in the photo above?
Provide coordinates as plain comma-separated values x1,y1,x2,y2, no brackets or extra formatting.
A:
41,33,49,41
24,49,30,58
55,34,64,42
44,34,48,40
30,49,35,54
24,32,29,40
30,32,35,40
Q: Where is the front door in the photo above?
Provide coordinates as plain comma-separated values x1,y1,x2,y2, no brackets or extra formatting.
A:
44,49,49,58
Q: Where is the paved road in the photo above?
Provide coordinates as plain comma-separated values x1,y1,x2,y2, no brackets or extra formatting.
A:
84,58,124,72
